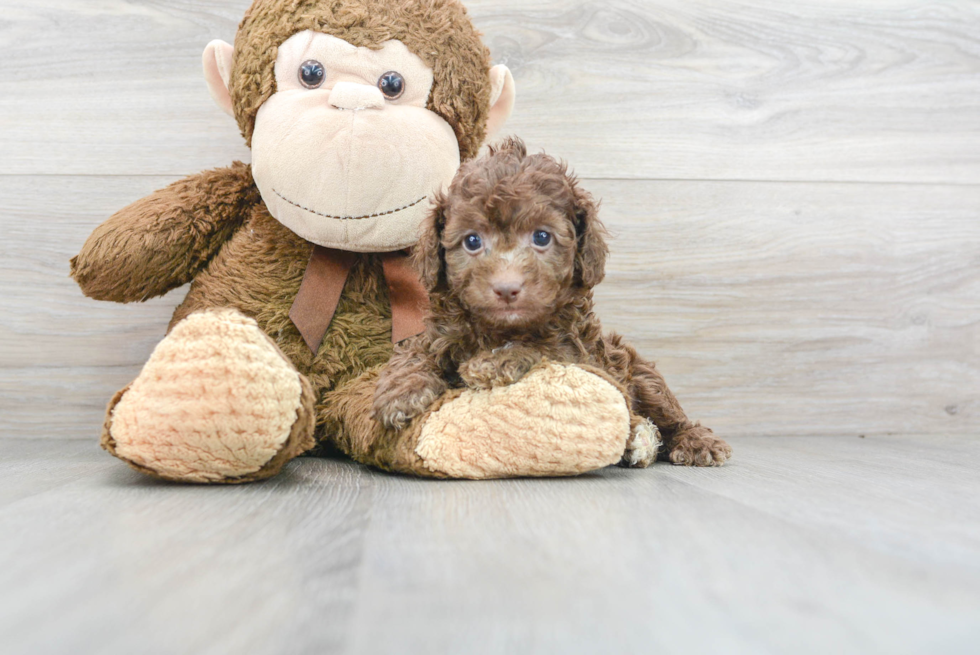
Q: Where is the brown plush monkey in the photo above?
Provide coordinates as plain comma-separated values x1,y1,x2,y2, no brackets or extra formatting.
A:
71,0,635,482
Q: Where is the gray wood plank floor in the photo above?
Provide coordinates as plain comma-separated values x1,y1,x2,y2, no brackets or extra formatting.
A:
1,436,978,655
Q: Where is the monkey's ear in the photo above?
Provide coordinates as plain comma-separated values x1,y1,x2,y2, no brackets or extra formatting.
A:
203,40,235,117
485,65,516,142
572,185,609,289
413,194,449,291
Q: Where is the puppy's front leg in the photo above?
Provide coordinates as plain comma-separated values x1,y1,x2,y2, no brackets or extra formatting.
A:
629,356,732,466
458,344,543,390
372,338,448,431
604,336,731,466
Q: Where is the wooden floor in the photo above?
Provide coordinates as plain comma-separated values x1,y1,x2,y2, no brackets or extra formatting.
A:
1,436,978,655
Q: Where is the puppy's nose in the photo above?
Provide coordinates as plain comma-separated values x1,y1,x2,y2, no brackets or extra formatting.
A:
493,280,523,303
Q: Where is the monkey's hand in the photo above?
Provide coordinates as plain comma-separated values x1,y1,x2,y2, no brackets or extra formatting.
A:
458,344,543,390
70,162,258,303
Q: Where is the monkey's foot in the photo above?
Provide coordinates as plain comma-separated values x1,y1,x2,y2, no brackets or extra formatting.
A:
102,309,315,483
618,417,661,468
413,362,631,479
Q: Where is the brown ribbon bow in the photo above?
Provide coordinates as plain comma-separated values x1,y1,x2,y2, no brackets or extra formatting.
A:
289,245,428,355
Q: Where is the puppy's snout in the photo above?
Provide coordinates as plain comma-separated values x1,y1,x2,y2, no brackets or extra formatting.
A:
492,275,524,304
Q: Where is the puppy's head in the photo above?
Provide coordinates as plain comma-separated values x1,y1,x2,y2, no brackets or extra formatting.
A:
415,137,608,329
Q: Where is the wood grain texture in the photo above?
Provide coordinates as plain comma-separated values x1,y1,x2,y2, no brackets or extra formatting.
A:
1,176,978,439
0,176,186,438
592,179,980,437
1,0,979,181
0,1,978,440
1,436,978,655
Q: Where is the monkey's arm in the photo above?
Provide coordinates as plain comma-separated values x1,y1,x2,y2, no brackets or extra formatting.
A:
372,334,449,430
71,162,260,302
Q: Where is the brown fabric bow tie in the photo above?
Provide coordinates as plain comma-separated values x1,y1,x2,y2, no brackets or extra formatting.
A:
289,245,428,355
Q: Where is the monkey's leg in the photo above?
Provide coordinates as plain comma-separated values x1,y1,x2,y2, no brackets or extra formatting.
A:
101,309,316,483
617,414,661,469
627,357,732,467
324,362,633,479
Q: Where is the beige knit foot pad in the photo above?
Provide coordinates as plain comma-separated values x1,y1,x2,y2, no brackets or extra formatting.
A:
415,362,632,479
103,309,315,483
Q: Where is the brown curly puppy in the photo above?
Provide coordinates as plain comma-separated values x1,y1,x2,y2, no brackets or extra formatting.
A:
372,137,732,467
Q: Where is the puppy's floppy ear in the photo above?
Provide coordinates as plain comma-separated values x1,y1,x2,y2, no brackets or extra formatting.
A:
413,192,448,291
571,183,608,289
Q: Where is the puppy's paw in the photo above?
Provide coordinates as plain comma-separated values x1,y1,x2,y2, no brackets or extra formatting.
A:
372,384,442,431
668,429,732,467
458,346,542,390
618,418,661,468
457,354,499,390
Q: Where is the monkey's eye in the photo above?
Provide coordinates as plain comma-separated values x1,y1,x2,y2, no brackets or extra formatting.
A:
463,233,483,253
378,71,405,100
299,60,325,89
532,230,552,248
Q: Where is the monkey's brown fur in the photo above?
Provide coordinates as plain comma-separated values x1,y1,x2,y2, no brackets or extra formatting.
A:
70,0,497,479
373,138,732,466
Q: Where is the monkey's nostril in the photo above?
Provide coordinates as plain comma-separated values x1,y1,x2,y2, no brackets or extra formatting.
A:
493,282,522,303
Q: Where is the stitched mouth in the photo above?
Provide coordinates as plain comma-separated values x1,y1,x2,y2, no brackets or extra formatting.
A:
272,188,427,221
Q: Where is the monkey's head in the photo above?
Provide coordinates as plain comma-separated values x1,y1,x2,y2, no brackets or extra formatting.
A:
203,0,515,253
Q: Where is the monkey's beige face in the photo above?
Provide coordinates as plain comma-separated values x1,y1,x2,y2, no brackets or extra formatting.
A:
443,199,579,329
251,31,460,252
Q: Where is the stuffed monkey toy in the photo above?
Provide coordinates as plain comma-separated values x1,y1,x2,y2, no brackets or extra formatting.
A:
71,0,637,483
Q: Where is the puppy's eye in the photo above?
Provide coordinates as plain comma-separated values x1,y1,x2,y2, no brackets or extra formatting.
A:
532,230,552,248
378,71,405,99
463,233,483,253
299,60,326,89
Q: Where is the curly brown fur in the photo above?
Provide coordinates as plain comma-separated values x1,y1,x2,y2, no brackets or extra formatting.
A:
232,0,491,158
373,137,732,466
